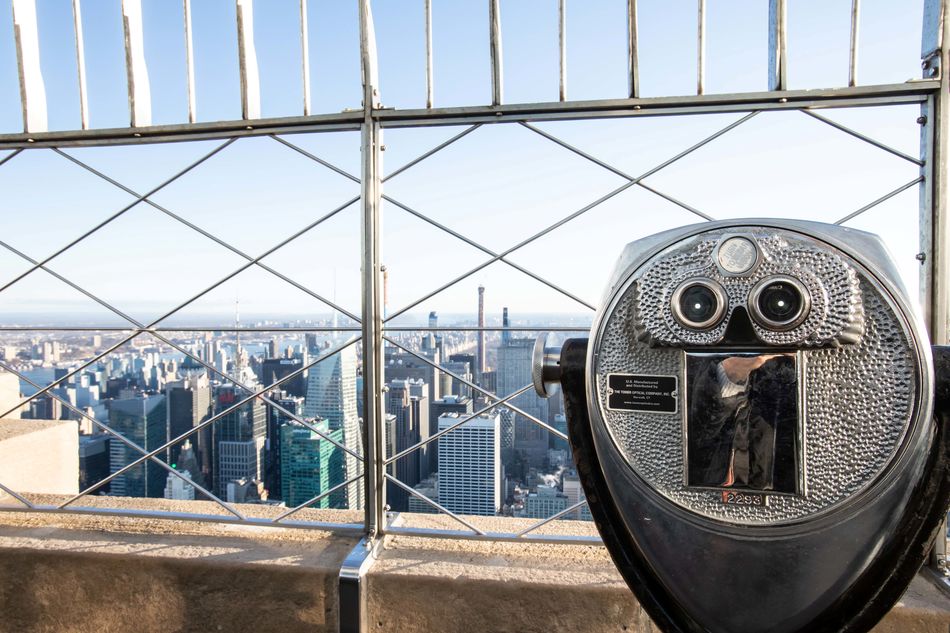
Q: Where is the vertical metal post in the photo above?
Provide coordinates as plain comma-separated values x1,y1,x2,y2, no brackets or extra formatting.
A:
849,0,860,87
768,0,787,91
489,0,503,106
921,0,949,574
236,0,261,120
183,0,196,123
425,0,433,109
121,0,152,127
301,0,311,116
11,0,47,134
359,0,385,539
627,0,639,98
558,0,567,102
697,0,706,95
71,0,89,129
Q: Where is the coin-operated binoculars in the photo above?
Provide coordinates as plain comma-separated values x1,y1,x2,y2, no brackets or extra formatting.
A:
533,220,950,633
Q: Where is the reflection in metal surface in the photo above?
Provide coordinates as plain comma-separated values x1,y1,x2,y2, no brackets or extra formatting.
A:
686,352,800,494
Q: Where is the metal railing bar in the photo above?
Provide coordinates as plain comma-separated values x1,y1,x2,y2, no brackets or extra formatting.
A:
0,84,934,149
12,0,48,134
425,0,433,109
385,384,532,466
376,93,933,129
0,481,35,509
801,110,923,165
148,329,363,460
71,0,89,130
559,0,567,102
519,121,716,221
184,0,197,124
490,0,503,106
122,0,152,127
270,134,361,182
515,499,589,537
0,504,366,534
849,0,860,87
385,473,486,535
382,124,481,182
768,0,787,91
381,194,597,310
53,148,359,321
1,359,247,520
383,326,588,332
697,0,706,96
386,525,602,545
237,0,261,120
273,473,364,522
385,112,757,321
58,336,362,508
0,326,361,332
301,0,311,116
834,175,924,224
383,337,569,441
0,139,236,297
146,195,362,328
0,148,23,168
627,0,639,98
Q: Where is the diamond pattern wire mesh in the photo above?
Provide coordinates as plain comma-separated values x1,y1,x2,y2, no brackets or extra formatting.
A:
0,101,925,542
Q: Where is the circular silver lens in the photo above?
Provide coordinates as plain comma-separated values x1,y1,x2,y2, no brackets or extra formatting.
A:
748,275,811,331
670,278,728,330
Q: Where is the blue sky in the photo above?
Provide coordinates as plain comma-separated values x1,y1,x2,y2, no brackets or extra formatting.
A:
0,1,933,326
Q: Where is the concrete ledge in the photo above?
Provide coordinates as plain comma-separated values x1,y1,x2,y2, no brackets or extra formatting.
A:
0,501,945,632
0,418,78,497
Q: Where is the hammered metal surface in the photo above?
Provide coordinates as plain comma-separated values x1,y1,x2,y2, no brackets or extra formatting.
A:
634,232,865,348
595,229,918,524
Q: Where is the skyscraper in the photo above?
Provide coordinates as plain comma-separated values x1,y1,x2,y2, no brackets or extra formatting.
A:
304,345,362,510
108,394,168,498
166,375,211,488
214,384,266,499
385,379,429,511
477,285,486,379
280,419,343,508
429,395,473,473
437,412,501,516
496,336,549,467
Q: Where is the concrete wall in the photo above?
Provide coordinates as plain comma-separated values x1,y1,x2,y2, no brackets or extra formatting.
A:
0,419,77,499
0,502,945,633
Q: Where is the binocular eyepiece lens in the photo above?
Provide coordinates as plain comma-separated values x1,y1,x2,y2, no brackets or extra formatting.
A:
672,279,727,329
750,276,811,330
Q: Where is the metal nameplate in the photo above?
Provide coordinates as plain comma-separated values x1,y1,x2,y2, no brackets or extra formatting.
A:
606,374,678,413
720,491,768,507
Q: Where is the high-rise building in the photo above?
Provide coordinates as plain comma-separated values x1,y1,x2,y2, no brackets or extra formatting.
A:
108,394,168,498
166,375,211,488
562,472,593,521
429,395,473,473
384,379,429,511
265,392,305,499
79,433,110,492
279,419,343,508
522,484,569,519
213,384,266,497
477,285,486,379
437,412,501,516
304,345,362,510
496,336,549,468
164,469,196,500
260,357,306,397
